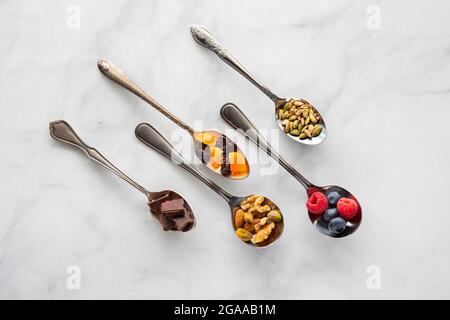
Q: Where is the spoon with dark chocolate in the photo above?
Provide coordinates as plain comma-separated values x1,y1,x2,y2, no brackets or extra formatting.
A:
97,59,249,179
190,25,327,145
49,120,195,232
134,123,284,247
220,103,361,238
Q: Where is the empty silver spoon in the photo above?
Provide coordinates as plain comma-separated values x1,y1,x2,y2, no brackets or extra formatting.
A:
97,59,249,180
220,103,361,238
49,120,195,232
190,25,327,145
134,123,284,247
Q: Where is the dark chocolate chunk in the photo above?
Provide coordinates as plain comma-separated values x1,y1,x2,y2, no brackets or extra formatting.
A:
148,191,171,211
161,198,186,217
148,191,195,232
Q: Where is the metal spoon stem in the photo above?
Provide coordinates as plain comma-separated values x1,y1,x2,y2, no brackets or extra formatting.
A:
49,120,149,196
135,123,234,202
220,103,312,189
97,59,195,134
190,25,279,102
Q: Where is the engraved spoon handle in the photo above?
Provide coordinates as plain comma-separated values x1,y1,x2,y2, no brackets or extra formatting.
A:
220,103,312,189
190,25,279,102
49,120,149,196
97,59,194,134
135,123,234,202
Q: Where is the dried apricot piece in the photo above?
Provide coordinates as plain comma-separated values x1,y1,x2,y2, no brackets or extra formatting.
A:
209,147,222,169
193,131,216,145
229,152,247,174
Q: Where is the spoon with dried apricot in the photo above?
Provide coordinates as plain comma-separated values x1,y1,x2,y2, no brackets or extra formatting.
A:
190,25,327,145
97,59,249,179
220,103,361,238
135,123,284,247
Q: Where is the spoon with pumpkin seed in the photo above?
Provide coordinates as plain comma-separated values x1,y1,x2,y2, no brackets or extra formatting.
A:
190,25,327,145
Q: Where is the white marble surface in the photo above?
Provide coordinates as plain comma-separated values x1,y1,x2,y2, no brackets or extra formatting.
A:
1,0,450,299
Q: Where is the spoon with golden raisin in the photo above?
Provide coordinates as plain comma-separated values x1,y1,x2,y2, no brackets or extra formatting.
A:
49,120,195,232
135,123,284,247
190,25,327,145
220,103,361,238
97,59,249,179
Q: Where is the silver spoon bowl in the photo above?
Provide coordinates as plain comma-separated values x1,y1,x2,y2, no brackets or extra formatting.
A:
306,185,362,238
134,123,284,247
220,103,361,238
190,25,327,145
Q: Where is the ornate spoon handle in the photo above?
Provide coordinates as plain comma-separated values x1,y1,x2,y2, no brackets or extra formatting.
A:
97,59,194,133
49,120,149,196
220,103,312,190
135,123,233,202
190,25,279,102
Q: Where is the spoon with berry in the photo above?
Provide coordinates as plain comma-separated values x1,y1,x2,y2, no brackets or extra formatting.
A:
220,103,361,238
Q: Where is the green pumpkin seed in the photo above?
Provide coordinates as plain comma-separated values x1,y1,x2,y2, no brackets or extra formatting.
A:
290,129,300,136
289,115,297,121
312,125,322,137
304,116,310,125
299,132,307,139
309,114,317,123
292,120,299,129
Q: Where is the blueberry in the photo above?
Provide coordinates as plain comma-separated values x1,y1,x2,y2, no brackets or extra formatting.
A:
323,208,338,222
328,217,346,234
327,191,341,207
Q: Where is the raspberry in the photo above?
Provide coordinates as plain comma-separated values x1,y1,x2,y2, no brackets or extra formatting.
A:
337,198,359,220
306,192,328,215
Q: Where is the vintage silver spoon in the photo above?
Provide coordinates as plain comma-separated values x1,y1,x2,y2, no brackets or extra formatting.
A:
134,123,284,247
190,25,327,145
97,59,249,180
49,120,195,232
220,103,361,238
